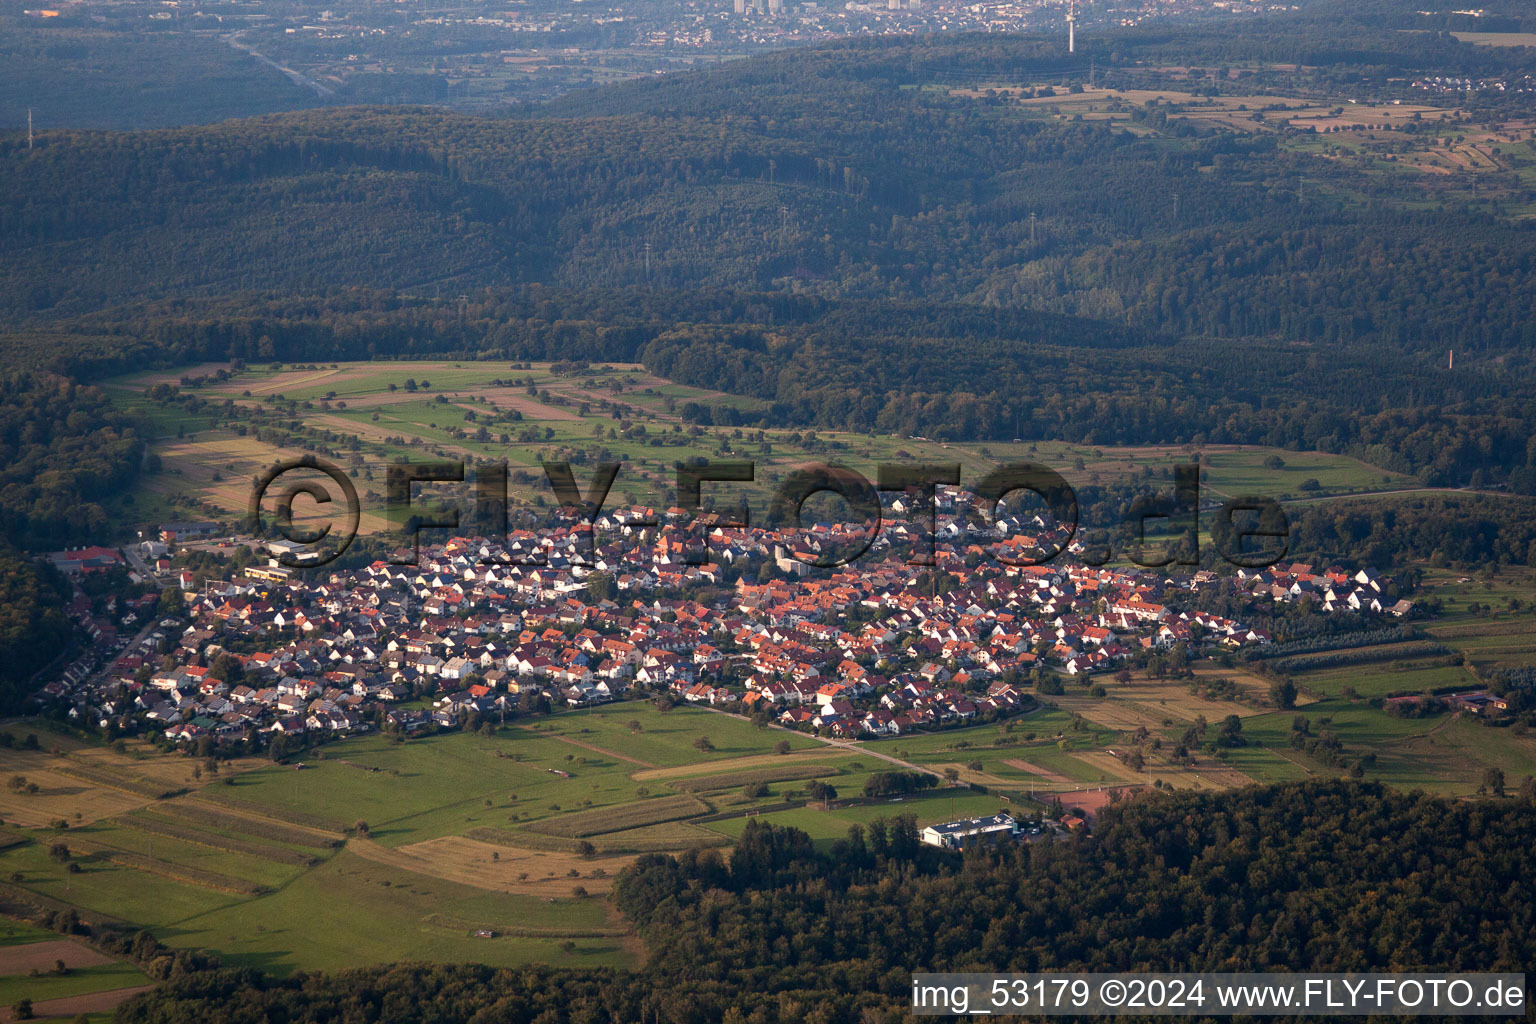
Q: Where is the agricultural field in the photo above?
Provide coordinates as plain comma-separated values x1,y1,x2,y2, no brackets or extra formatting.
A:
4,559,1533,990
10,692,1429,982
965,82,1478,141
99,360,1420,540
0,703,1053,978
1450,32,1536,48
0,926,150,1022
1234,698,1536,796
5,616,1535,992
1402,566,1536,675
0,729,268,829
948,81,1536,216
1286,660,1473,699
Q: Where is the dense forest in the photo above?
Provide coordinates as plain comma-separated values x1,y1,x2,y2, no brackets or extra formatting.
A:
0,372,144,548
1287,494,1536,569
0,553,70,705
114,781,1536,1023
3,9,1535,520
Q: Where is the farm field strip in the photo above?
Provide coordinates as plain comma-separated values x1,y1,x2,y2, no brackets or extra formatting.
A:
101,361,1420,536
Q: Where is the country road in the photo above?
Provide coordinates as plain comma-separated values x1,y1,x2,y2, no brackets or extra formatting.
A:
226,30,336,98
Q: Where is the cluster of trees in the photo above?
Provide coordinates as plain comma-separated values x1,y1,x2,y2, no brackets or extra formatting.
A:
116,781,1536,1023
1248,626,1424,661
0,372,144,547
1269,642,1452,675
1287,495,1536,569
0,555,70,706
860,770,938,798
1487,666,1536,715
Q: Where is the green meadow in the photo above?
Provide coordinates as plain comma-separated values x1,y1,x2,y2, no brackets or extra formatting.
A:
100,360,1419,534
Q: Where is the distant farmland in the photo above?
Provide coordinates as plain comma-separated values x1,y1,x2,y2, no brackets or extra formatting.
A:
102,359,1420,538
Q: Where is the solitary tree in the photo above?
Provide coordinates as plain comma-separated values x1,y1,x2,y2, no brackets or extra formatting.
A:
1269,678,1298,710
1481,767,1506,797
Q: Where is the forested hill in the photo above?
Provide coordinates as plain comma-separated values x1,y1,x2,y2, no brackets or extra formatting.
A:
541,7,1527,123
5,18,1536,512
114,781,1536,1024
5,29,1536,350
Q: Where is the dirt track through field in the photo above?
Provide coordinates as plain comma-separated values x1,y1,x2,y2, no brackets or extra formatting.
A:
245,367,345,394
548,735,656,768
181,796,346,843
630,749,859,782
350,835,633,897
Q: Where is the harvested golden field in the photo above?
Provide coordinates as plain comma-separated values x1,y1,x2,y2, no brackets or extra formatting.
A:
353,835,635,897
524,794,710,837
0,742,265,828
1051,695,1178,734
1048,748,1257,794
670,764,840,793
0,765,147,828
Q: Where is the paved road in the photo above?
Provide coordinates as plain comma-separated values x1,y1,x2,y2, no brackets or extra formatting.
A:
122,544,158,581
83,611,162,690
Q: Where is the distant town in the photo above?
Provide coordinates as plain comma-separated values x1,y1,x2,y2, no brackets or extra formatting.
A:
20,0,1298,105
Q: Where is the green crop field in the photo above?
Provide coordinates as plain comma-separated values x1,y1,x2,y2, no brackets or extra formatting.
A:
99,360,1418,536
5,656,1533,983
532,702,821,766
700,787,1013,847
1211,745,1315,785
0,958,148,1006
0,918,56,947
525,794,710,837
0,702,1082,977
1289,662,1474,699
